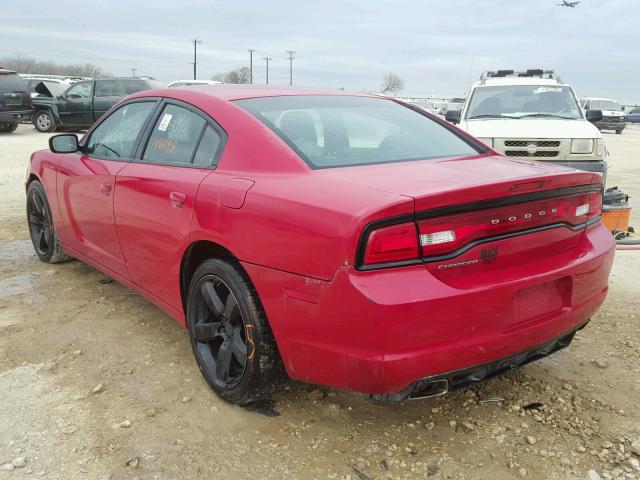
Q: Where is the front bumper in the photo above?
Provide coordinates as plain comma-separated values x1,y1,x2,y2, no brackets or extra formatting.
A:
551,159,607,176
243,223,615,397
594,119,625,131
0,110,32,123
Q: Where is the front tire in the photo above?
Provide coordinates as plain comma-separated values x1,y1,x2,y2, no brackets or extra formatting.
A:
33,110,56,133
187,258,284,405
616,129,623,135
26,180,72,263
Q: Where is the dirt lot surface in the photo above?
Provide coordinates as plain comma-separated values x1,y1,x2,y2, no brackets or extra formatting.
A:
1,124,639,480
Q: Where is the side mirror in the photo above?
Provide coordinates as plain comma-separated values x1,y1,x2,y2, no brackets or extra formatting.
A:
49,134,79,154
445,110,461,124
585,110,603,123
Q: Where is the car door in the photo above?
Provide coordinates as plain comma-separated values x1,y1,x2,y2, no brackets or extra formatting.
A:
56,100,158,276
114,100,225,310
93,79,126,121
58,80,95,127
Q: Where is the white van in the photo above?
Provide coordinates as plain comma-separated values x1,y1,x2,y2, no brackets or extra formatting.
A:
446,69,606,176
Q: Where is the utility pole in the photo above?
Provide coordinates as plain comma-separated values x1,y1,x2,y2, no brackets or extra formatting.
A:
130,68,137,77
192,38,202,80
286,50,295,86
248,49,255,84
263,57,272,85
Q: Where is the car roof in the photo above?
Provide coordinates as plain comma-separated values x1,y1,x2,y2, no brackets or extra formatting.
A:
133,85,378,102
0,69,18,75
582,97,618,102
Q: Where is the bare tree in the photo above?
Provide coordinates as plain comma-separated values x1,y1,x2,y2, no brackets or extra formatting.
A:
212,67,250,84
0,55,107,78
381,72,404,94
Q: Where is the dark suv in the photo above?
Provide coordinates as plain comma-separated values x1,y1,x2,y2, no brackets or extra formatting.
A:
0,69,32,133
31,77,163,132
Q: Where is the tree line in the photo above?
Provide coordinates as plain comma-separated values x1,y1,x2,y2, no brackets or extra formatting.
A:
0,55,107,78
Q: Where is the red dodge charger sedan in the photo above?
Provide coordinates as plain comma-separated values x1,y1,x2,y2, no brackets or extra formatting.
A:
26,86,615,404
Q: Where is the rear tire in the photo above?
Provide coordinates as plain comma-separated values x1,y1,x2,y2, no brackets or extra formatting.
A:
26,180,73,263
187,258,284,405
616,129,623,135
33,110,56,133
0,122,18,133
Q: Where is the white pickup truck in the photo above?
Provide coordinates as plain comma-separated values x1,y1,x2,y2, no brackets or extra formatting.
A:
446,69,606,176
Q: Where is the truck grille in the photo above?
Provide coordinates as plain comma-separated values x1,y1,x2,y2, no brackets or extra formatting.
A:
506,150,559,158
495,138,567,160
504,140,560,148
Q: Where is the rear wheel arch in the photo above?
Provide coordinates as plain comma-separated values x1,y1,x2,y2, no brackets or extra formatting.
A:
180,240,238,316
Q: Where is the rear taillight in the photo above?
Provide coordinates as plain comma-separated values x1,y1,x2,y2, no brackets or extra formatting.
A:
359,190,602,268
417,191,602,258
28,92,32,108
363,222,419,266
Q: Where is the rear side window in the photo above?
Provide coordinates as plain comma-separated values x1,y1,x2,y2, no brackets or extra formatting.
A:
143,104,206,165
86,102,155,159
0,73,27,91
192,126,222,166
95,79,126,97
236,96,479,168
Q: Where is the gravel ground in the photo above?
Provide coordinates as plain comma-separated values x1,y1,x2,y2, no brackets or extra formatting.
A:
1,124,639,480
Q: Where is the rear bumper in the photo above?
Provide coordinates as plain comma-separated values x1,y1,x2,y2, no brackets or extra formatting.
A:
0,110,31,122
243,222,615,396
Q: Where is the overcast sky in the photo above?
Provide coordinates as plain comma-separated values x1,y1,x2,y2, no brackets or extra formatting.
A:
1,0,638,102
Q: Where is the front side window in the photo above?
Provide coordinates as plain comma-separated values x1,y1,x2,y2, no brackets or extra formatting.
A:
65,81,93,99
466,85,582,120
142,104,206,165
85,102,155,159
236,96,479,168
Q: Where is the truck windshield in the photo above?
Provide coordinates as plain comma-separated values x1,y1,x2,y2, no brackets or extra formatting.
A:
236,95,480,169
466,85,582,120
589,100,621,111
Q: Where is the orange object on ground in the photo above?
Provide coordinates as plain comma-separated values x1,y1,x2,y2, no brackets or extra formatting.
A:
601,205,632,233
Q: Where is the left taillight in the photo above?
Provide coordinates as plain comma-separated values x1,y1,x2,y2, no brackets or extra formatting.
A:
362,222,419,266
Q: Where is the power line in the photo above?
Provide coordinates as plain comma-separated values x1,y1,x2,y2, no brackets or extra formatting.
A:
248,49,255,84
286,50,295,86
263,57,273,85
192,38,202,80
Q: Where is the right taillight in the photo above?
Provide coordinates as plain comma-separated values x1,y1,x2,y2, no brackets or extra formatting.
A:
587,191,602,220
363,222,419,266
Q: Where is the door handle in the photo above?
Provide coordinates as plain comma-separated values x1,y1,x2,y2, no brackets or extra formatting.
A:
100,183,113,195
170,191,187,208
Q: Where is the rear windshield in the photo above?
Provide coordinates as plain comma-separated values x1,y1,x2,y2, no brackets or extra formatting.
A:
236,96,480,168
0,73,26,91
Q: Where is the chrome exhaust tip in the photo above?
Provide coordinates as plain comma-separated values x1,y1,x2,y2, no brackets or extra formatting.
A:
409,378,449,400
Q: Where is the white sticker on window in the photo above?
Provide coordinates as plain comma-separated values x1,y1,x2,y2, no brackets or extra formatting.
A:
158,113,173,131
534,87,562,93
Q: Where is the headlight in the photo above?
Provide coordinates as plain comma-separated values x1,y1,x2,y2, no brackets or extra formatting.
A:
477,137,494,148
571,139,594,154
595,138,604,157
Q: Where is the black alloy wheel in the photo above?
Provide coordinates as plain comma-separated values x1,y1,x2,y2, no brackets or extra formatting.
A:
27,186,53,258
192,275,248,389
26,181,72,263
187,258,284,405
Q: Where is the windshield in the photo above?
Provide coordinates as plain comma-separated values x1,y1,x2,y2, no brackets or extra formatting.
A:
466,85,582,120
589,100,621,111
236,96,480,169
